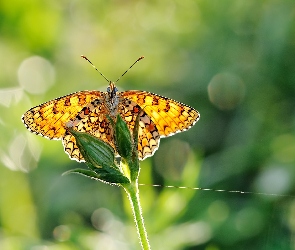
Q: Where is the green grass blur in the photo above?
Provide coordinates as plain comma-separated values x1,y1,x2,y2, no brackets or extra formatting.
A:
1,0,295,249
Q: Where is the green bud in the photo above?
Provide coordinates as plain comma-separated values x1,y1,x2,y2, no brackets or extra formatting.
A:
68,128,116,169
114,114,133,159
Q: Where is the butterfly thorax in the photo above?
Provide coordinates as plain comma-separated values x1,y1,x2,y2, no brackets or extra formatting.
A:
104,82,120,117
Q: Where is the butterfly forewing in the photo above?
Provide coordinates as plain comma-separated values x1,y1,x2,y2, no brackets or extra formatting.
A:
22,91,104,139
120,91,200,137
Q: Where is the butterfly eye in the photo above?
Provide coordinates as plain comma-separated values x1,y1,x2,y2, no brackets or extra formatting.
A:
114,87,118,93
107,87,110,92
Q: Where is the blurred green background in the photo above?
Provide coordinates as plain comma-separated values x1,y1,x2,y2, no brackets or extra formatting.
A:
1,0,295,249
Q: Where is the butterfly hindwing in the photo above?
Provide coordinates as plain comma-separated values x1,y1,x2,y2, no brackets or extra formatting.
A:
62,99,115,162
63,130,84,161
119,98,160,160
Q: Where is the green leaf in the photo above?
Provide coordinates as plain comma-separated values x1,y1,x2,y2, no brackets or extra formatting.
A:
86,160,130,183
93,168,130,184
63,168,102,180
63,168,130,184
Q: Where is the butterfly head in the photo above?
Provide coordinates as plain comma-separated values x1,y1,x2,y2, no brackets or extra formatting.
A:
107,82,118,99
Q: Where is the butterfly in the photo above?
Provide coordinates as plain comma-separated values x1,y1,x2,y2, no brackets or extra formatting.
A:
22,56,200,161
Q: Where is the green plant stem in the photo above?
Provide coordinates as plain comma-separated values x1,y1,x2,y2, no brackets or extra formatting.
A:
122,181,151,250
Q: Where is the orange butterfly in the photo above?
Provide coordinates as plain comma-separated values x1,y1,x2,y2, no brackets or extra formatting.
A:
22,56,200,161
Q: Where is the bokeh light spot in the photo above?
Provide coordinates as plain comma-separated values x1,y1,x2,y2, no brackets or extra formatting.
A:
208,200,229,223
208,73,245,110
254,166,291,195
0,87,23,107
288,201,295,232
53,225,71,242
271,134,295,163
154,139,191,181
1,134,42,172
1,134,26,171
235,207,263,237
91,208,115,232
18,56,55,94
153,221,212,248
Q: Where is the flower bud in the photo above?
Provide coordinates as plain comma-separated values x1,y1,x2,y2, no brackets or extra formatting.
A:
68,128,116,169
114,114,133,159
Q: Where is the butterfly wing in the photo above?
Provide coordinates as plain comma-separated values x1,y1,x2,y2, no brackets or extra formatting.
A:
62,101,115,162
23,89,199,162
63,98,160,162
22,91,104,139
119,98,161,160
120,91,200,137
63,130,85,161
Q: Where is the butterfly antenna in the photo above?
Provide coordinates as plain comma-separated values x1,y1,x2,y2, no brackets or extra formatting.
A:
115,56,145,83
81,55,110,83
